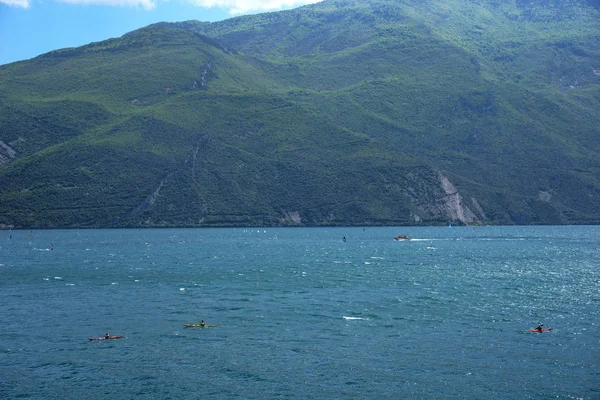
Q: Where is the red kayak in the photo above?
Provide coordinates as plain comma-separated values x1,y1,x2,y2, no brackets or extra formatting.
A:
525,328,552,333
88,335,124,341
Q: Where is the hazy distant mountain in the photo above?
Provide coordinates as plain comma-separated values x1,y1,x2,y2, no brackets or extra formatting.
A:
1,0,599,228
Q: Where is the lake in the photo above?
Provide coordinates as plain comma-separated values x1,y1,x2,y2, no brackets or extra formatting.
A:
1,226,598,399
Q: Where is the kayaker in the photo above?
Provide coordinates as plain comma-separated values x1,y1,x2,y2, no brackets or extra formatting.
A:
200,320,205,327
535,324,543,332
104,333,110,339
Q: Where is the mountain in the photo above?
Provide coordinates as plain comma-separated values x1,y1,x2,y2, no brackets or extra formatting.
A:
1,0,599,228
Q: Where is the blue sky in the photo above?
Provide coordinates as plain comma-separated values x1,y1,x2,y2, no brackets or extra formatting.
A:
0,0,322,65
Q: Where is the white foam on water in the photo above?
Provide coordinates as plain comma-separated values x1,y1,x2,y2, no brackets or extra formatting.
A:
343,316,368,320
180,288,185,291
54,277,62,280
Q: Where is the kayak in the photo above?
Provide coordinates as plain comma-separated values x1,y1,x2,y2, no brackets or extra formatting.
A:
88,335,124,341
183,324,220,328
525,328,552,333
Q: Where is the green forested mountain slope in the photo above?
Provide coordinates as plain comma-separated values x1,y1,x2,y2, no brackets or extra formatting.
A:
0,0,599,228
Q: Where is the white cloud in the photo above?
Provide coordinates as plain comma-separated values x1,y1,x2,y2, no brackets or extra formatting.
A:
187,0,323,15
58,0,157,9
0,0,31,8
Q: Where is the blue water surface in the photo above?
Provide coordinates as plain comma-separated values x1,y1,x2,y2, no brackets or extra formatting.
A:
0,226,598,399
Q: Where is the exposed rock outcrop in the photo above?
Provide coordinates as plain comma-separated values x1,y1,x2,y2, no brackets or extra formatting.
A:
407,171,481,225
126,173,173,218
538,190,552,202
0,141,16,165
280,211,302,225
470,196,487,220
438,173,479,224
199,60,212,88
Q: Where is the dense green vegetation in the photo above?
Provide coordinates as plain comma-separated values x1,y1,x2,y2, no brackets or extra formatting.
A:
0,0,599,228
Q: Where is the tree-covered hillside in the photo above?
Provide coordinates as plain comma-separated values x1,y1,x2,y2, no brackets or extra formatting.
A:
0,0,599,228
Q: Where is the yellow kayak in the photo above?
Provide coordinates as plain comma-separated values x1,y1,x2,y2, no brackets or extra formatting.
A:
183,323,220,328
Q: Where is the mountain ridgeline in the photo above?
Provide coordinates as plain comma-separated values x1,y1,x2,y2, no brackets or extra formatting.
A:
1,0,599,228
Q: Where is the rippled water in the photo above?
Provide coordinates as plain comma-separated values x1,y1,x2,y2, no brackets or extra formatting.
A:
1,226,598,399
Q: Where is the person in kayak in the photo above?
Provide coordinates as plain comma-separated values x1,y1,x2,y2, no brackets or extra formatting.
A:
535,324,543,332
104,333,110,339
200,320,205,327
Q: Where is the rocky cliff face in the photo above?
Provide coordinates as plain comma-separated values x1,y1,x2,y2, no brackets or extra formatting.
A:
408,173,481,225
